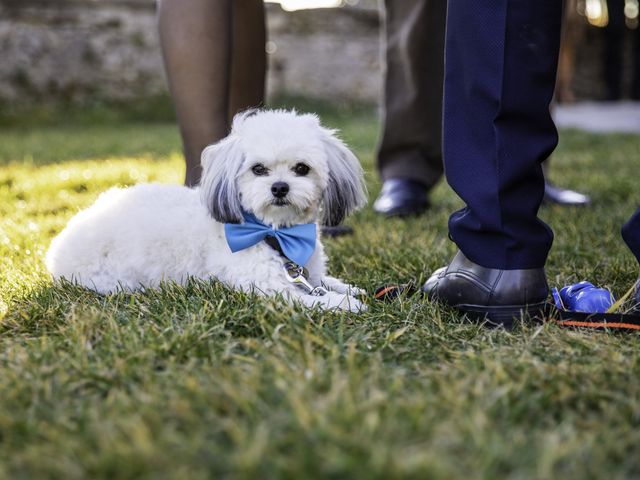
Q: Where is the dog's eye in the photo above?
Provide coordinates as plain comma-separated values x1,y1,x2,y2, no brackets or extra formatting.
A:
251,164,269,176
293,163,310,176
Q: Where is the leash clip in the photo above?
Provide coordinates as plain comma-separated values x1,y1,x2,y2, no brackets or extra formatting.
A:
283,261,327,296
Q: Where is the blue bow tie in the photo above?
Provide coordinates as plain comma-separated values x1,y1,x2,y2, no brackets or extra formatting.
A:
224,212,317,266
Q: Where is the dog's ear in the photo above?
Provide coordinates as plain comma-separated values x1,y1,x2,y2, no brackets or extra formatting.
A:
320,128,367,226
199,134,245,224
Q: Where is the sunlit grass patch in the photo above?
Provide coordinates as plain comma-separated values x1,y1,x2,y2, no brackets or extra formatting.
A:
1,150,182,304
1,101,640,478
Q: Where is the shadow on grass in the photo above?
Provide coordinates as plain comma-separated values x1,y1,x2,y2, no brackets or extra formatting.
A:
1,279,278,338
1,277,372,351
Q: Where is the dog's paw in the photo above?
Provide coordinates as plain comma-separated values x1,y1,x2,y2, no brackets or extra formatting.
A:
321,276,367,297
323,292,366,313
297,291,367,313
347,286,367,297
342,295,367,312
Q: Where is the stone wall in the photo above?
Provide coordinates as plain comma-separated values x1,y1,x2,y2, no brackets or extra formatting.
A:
0,0,381,105
0,0,165,103
0,0,622,106
266,5,380,102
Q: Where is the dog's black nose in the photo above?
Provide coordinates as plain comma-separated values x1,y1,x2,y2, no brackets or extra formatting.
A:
271,182,289,198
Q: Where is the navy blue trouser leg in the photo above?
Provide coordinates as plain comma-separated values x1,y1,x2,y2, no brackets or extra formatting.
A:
443,0,562,269
622,209,640,264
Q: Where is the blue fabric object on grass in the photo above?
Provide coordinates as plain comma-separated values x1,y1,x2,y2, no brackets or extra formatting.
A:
552,281,615,313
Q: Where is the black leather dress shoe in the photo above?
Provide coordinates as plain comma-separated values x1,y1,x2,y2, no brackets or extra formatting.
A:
544,180,591,206
373,178,429,217
423,251,549,327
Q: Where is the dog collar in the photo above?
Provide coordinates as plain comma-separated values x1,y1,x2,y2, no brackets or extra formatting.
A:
262,236,326,296
282,261,327,296
224,212,326,296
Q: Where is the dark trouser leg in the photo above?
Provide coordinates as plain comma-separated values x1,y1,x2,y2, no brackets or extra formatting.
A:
229,0,266,117
603,0,625,100
622,209,640,263
632,15,640,100
376,0,446,187
158,0,265,187
158,0,232,187
443,0,561,270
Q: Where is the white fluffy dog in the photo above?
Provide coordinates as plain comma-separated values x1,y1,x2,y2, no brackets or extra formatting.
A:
46,110,368,311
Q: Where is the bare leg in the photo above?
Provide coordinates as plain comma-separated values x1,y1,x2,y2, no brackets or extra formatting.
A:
158,0,232,187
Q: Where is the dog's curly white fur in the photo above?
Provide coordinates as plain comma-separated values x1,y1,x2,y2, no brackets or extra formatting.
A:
46,110,368,311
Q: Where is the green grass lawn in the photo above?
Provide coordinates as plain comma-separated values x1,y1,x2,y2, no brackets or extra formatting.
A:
1,99,640,479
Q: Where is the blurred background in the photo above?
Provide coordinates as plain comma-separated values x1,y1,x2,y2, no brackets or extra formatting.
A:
0,0,639,132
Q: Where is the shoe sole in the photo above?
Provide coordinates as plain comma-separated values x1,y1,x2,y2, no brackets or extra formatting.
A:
455,301,549,328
